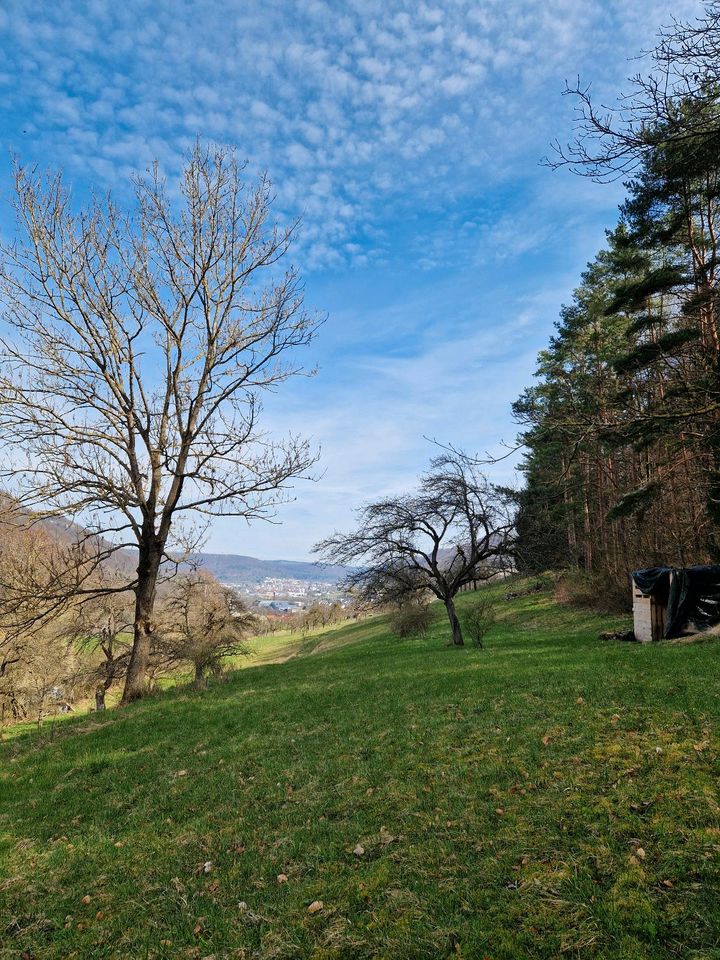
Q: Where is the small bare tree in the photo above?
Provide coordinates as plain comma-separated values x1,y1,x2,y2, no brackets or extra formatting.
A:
0,143,320,703
0,517,84,724
314,452,515,646
155,573,254,684
65,579,135,711
462,595,496,649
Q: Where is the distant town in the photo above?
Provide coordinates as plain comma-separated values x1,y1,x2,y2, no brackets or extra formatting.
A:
221,576,349,613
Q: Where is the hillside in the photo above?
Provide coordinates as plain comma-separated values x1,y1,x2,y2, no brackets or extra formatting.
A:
186,552,352,584
2,581,719,959
0,498,349,585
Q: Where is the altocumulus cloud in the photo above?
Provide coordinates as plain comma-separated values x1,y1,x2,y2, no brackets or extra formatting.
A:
0,0,702,269
0,0,704,558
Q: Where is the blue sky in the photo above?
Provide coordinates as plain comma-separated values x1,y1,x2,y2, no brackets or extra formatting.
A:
0,0,702,559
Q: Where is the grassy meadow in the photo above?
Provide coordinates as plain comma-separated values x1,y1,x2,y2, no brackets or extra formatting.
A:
1,580,719,959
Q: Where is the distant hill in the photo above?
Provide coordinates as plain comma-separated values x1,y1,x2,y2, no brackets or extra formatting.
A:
187,552,351,584
0,495,350,586
0,497,136,574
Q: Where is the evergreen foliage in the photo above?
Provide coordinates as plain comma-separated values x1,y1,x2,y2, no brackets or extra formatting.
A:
518,11,720,584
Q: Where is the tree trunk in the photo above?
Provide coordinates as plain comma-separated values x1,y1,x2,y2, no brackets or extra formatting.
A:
95,685,106,711
444,596,464,646
121,539,162,704
194,662,204,685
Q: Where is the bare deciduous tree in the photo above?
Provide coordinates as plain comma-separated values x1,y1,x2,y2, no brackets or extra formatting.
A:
0,515,86,724
155,572,254,684
314,453,515,646
547,3,720,180
0,564,84,729
65,579,135,711
0,143,320,703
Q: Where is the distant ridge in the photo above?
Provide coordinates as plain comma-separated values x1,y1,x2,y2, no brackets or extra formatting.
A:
0,495,347,586
188,552,351,584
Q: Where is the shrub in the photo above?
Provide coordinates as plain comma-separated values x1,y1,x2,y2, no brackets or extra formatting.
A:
555,569,631,614
389,602,434,638
463,595,496,648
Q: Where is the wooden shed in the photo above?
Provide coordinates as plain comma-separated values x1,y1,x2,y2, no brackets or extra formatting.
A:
631,565,720,641
632,583,666,642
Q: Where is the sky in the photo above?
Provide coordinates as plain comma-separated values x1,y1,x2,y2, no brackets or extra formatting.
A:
0,0,704,560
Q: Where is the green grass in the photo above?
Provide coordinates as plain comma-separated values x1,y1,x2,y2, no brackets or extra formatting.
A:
237,618,365,670
1,621,356,740
2,580,720,959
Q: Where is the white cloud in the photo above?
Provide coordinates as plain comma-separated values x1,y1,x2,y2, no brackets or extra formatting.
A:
0,0,707,558
0,0,704,271
440,74,472,96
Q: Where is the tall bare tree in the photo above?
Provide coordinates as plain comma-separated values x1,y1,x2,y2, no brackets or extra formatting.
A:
314,453,515,646
0,143,320,703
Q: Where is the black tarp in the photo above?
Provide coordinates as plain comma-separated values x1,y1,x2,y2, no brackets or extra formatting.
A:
631,565,720,638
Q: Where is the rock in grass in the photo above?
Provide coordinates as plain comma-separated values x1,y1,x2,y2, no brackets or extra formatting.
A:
307,900,324,913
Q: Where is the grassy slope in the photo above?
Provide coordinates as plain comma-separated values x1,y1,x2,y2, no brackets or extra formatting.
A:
1,581,719,960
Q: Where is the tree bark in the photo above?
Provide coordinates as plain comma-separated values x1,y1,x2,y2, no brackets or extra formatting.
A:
121,539,162,704
444,596,464,646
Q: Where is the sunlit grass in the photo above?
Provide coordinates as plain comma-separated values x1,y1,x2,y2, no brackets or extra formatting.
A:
1,579,719,959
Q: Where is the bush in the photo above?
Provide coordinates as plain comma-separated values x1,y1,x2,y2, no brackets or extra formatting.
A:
463,595,496,648
389,602,434,638
555,569,631,614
